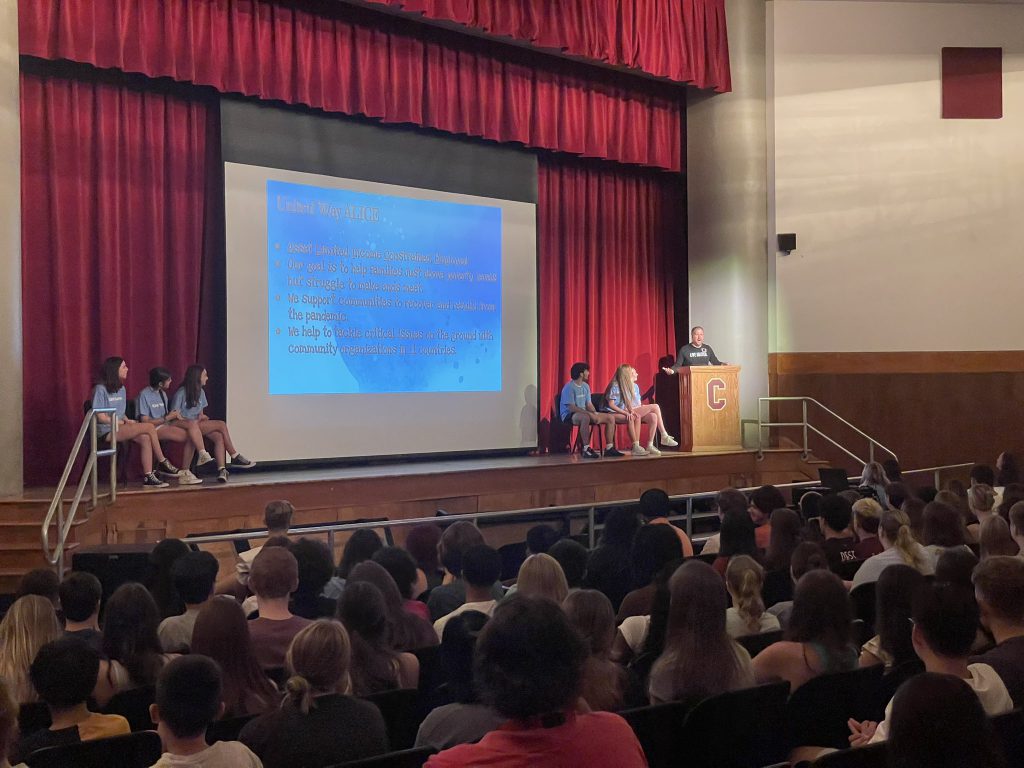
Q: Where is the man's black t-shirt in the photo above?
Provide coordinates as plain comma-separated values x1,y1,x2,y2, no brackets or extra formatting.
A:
821,536,858,572
674,343,722,367
971,636,1024,707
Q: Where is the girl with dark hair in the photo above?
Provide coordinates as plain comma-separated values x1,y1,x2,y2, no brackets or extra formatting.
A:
766,541,828,629
405,523,444,590
764,508,803,572
145,537,191,619
711,508,759,578
752,570,856,692
648,561,755,705
611,559,680,667
996,452,1021,488
921,501,970,557
348,561,437,651
239,620,388,768
169,364,254,483
616,524,683,622
135,366,209,485
584,507,641,611
191,596,279,717
324,529,384,600
94,583,178,705
91,356,182,487
336,582,419,694
859,565,924,668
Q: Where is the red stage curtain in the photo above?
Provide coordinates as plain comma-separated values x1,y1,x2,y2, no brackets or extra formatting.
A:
364,0,731,92
537,155,682,452
20,70,213,485
19,0,684,171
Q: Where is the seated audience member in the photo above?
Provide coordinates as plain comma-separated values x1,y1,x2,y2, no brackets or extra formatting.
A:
0,679,18,768
916,486,939,504
16,570,61,613
971,556,1024,706
971,463,997,490
427,522,493,621
885,482,914,512
882,458,902,483
885,673,1007,768
996,452,1021,489
617,524,683,621
324,528,384,601
150,656,262,768
749,485,786,550
699,487,749,556
859,565,924,669
547,538,588,590
583,507,640,610
1007,501,1024,555
968,483,998,540
725,556,780,638
223,499,294,594
59,572,104,654
859,461,891,508
851,511,935,589
799,491,825,542
980,516,1019,559
936,488,971,524
514,554,569,605
819,495,858,571
996,483,1024,523
0,596,63,703
902,497,927,539
611,560,680,665
158,550,219,652
288,538,336,620
247,547,312,671
348,561,437,650
838,489,863,506
710,508,759,579
405,523,445,590
433,544,502,639
935,546,979,587
12,638,130,762
849,582,1013,746
852,498,885,559
337,582,419,694
921,501,970,559
526,525,560,555
146,538,192,620
639,488,694,557
415,612,506,751
767,542,828,629
241,621,388,768
752,570,857,691
763,508,802,572
94,582,177,706
425,596,646,768
649,561,755,705
563,590,641,711
373,545,431,621
190,596,279,718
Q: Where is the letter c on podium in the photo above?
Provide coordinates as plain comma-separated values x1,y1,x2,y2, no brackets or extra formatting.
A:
707,379,727,411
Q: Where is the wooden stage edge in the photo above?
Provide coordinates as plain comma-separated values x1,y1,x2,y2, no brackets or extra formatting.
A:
2,449,824,556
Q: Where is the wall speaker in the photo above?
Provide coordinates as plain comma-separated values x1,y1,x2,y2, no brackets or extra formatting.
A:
777,233,797,253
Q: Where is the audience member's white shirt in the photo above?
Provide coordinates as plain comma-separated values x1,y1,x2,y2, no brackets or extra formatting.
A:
618,615,651,655
850,545,936,590
725,608,781,639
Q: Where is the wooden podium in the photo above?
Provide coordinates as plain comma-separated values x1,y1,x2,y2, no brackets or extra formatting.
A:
655,365,742,452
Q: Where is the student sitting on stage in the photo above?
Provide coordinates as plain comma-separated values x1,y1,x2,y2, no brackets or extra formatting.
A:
12,638,130,762
92,356,181,488
136,366,208,485
170,364,254,483
559,362,619,459
602,364,677,457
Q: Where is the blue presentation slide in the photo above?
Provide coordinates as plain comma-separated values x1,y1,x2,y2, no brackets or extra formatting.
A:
267,180,502,395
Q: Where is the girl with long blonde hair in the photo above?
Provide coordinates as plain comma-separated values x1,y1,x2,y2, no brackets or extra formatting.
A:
0,595,61,703
724,556,780,637
602,364,677,457
515,554,569,605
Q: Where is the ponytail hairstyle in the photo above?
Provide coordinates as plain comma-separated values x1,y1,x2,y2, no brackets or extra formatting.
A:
284,620,352,715
725,555,766,635
605,364,635,412
99,356,125,393
969,484,996,517
880,510,927,572
183,365,204,409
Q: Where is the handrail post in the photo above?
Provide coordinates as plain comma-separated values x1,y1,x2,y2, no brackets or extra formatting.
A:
90,415,98,509
110,417,118,503
934,469,941,489
756,398,764,459
869,442,875,464
801,399,809,459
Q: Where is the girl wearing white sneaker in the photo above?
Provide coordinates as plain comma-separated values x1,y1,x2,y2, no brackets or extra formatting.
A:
603,365,678,456
171,365,255,483
91,357,181,488
136,367,211,485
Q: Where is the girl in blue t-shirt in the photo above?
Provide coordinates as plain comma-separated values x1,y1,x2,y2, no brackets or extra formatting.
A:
602,364,678,457
136,366,212,485
170,364,255,483
90,356,181,488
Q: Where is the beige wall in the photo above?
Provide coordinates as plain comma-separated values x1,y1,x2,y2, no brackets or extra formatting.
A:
0,0,22,494
769,0,1024,353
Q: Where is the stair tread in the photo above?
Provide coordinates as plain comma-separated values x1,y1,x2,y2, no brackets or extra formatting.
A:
0,541,80,551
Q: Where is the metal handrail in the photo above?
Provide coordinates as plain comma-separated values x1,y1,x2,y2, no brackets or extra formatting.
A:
42,408,118,574
180,461,973,551
756,396,898,466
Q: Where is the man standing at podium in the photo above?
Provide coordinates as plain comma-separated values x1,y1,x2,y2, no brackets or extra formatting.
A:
662,326,724,374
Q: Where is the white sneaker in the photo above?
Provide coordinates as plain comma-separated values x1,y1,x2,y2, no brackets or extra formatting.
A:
660,435,679,447
196,450,214,467
646,444,662,455
178,469,202,486
631,445,648,457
